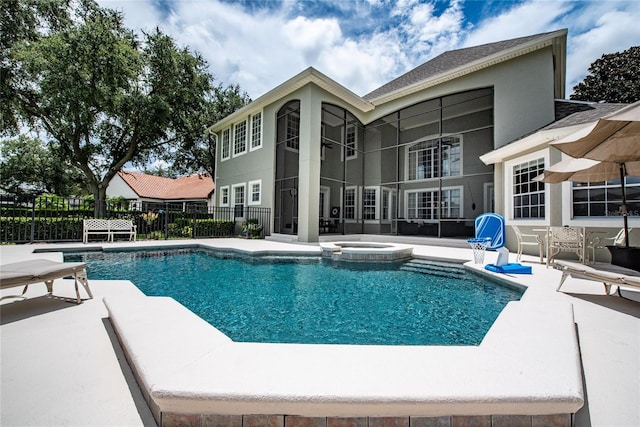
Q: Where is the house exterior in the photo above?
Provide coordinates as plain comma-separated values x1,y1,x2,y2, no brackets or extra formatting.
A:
106,171,215,211
481,100,640,258
207,29,568,243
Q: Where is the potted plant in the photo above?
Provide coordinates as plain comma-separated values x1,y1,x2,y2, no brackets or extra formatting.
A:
242,218,263,239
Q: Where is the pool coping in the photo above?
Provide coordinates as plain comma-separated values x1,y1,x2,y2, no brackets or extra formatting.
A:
319,241,414,261
92,241,584,426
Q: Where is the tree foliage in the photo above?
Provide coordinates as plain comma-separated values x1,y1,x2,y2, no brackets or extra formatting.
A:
2,0,249,215
570,46,640,103
165,83,251,178
1,0,73,133
0,135,86,196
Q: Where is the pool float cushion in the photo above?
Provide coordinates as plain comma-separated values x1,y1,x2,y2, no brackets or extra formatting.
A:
484,263,532,274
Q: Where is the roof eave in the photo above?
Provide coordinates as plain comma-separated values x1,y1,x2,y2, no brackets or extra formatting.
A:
479,123,586,165
369,29,568,106
207,68,374,133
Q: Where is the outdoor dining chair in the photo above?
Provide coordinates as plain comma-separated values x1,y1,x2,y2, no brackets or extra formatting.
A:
547,226,585,266
512,225,544,263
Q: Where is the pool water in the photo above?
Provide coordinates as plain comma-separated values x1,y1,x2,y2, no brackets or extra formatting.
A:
66,249,522,345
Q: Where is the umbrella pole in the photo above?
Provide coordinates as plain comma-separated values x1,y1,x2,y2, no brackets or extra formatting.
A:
619,163,630,248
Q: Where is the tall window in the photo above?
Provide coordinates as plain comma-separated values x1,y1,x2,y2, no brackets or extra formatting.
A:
513,158,545,219
286,114,300,150
232,184,245,218
248,180,261,205
382,189,390,220
345,124,357,160
440,188,461,218
344,187,356,219
363,188,376,220
219,186,229,207
408,136,461,180
233,121,247,156
221,128,230,160
250,112,262,150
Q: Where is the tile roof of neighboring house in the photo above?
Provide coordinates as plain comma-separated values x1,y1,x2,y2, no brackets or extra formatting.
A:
364,30,563,101
117,171,214,200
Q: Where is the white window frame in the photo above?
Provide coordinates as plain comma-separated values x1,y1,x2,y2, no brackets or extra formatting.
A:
505,150,548,225
319,186,330,219
285,113,300,152
362,186,379,222
341,123,358,161
232,183,246,219
250,112,262,151
233,120,248,157
219,186,230,207
342,186,358,222
405,135,462,181
405,186,463,220
248,180,262,206
381,188,396,223
221,128,231,161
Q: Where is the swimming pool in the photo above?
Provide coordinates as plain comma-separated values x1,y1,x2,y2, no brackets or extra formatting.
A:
66,248,522,345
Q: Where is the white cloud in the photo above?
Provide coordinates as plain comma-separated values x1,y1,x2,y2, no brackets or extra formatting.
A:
283,16,343,50
96,0,640,100
564,6,640,92
462,0,573,47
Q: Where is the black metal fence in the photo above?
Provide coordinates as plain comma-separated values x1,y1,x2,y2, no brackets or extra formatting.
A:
0,194,270,244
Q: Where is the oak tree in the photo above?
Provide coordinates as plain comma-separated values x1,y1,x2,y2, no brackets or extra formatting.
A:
570,46,640,103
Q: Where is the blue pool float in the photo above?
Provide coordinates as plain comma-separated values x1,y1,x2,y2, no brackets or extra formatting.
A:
484,263,532,274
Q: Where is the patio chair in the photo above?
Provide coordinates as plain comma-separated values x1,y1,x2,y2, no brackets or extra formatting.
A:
547,226,585,266
586,228,632,263
512,225,544,263
0,259,93,304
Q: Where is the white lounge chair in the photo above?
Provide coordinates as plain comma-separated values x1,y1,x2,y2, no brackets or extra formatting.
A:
0,259,93,304
554,259,640,296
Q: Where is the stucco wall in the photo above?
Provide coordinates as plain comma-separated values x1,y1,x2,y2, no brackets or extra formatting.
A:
106,175,138,199
365,47,556,149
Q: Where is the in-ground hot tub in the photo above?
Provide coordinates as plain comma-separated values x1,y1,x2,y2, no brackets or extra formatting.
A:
320,241,413,261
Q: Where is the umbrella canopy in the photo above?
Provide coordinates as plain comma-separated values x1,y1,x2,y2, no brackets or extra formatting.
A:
545,101,640,248
534,157,640,184
551,101,640,162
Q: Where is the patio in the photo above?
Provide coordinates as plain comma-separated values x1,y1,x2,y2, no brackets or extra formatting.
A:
1,238,639,426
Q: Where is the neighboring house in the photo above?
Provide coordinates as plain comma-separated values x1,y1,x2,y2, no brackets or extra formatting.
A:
207,29,568,243
481,100,639,255
106,171,215,211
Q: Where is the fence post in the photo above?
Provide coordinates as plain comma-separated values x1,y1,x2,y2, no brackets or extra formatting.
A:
164,202,169,240
192,206,197,239
30,195,36,243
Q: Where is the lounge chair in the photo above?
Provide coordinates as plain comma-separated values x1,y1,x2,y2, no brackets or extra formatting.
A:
0,259,93,304
554,259,640,296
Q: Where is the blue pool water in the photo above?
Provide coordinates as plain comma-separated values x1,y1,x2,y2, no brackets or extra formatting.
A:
66,249,522,345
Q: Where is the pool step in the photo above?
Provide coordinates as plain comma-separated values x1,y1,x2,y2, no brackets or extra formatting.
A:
400,259,466,279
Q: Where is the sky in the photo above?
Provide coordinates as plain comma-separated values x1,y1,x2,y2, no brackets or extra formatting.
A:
97,0,640,100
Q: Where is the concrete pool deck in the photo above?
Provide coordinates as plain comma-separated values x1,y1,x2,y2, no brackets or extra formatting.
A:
1,237,639,426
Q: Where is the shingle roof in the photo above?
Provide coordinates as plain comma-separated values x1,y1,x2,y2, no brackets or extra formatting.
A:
117,171,214,200
545,100,629,130
364,30,562,101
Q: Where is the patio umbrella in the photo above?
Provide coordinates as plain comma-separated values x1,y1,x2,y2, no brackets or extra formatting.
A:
544,101,640,247
534,157,640,184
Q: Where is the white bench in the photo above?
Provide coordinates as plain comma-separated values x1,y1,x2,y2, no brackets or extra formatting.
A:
83,219,136,243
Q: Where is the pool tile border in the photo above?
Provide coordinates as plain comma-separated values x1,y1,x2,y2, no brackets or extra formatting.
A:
160,414,572,427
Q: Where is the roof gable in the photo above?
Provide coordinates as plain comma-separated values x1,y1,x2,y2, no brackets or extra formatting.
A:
365,29,567,103
117,171,214,200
